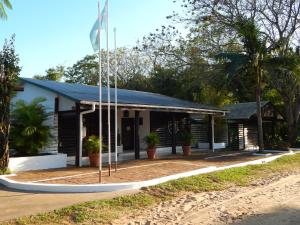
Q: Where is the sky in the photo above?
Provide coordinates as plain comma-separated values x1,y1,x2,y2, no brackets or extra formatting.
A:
0,0,183,77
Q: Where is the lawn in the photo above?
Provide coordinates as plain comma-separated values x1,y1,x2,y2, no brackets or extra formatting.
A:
3,153,300,225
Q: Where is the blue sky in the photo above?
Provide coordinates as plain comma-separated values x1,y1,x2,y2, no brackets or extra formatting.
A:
0,0,183,77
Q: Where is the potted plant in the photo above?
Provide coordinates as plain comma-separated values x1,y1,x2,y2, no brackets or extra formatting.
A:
83,135,107,167
145,132,160,159
180,130,192,156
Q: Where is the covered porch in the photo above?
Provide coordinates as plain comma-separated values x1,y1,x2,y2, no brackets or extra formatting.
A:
58,102,226,167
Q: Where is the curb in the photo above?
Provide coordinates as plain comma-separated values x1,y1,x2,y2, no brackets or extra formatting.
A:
0,152,295,193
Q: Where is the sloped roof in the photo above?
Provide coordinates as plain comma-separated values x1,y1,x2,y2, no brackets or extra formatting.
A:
21,78,226,114
224,101,269,120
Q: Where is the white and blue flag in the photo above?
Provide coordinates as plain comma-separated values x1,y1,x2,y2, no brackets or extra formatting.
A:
90,0,108,52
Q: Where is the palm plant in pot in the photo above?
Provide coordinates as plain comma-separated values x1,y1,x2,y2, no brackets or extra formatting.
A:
180,129,192,156
145,132,160,159
83,135,107,167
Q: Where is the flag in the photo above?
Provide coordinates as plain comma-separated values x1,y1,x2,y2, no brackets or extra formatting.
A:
90,0,108,52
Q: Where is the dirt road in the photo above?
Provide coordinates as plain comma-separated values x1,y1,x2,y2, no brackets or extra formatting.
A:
115,173,300,225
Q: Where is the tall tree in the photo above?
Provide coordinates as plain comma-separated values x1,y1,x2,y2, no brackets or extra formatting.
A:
0,37,21,169
0,0,12,20
265,52,300,145
179,0,300,149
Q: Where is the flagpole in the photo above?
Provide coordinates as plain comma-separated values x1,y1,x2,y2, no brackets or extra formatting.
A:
114,27,118,172
106,0,112,176
98,0,103,183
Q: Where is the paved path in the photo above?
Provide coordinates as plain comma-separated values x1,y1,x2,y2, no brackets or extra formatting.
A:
0,185,138,222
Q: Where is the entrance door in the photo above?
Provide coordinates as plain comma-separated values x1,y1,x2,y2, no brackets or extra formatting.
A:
122,118,134,151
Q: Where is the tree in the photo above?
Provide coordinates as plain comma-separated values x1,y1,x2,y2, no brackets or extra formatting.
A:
140,24,236,106
217,19,266,151
10,98,51,156
265,52,300,145
0,0,12,20
64,48,151,90
178,0,300,149
34,66,65,81
0,36,21,169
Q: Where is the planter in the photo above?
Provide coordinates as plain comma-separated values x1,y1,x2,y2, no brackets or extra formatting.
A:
182,145,191,156
8,153,67,172
88,153,99,167
147,148,156,159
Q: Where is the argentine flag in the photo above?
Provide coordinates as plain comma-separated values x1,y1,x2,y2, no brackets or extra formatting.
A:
90,0,108,52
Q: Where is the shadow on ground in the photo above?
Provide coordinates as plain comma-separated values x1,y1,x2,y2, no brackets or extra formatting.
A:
232,207,300,225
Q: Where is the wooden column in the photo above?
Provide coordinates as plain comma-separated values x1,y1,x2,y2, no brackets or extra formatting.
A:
209,115,215,152
171,113,176,154
134,111,140,159
75,103,81,167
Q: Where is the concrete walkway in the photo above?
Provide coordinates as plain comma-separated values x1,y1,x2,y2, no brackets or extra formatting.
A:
0,185,138,222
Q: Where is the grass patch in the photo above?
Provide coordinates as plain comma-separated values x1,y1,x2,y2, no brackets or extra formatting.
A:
3,153,300,225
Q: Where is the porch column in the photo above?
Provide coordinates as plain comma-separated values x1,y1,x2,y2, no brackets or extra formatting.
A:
171,113,176,154
134,111,140,159
209,115,215,152
75,103,80,167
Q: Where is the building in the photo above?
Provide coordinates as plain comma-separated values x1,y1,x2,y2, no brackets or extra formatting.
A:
13,78,227,166
224,101,283,150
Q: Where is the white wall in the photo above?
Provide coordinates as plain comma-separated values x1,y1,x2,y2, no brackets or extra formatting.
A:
13,83,57,112
12,82,76,155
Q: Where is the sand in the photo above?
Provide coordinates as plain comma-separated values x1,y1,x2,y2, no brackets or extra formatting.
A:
114,172,300,225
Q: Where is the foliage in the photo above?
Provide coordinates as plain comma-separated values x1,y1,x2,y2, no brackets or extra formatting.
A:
265,52,300,145
10,98,51,156
64,54,99,85
34,65,65,81
0,0,12,19
83,135,107,154
5,153,300,225
64,48,152,90
179,129,192,146
0,167,10,175
0,36,20,169
144,132,160,149
177,0,300,148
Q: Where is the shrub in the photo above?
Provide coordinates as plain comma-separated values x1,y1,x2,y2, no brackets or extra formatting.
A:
83,135,107,154
10,97,51,156
144,132,160,149
179,129,192,146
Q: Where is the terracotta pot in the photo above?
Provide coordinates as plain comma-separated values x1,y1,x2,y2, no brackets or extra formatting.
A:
88,152,99,167
182,145,191,156
147,148,156,159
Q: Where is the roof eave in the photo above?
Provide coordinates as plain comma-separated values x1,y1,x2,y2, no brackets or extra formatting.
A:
80,100,227,116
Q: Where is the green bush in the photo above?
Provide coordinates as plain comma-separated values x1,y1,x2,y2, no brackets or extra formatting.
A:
144,132,160,148
179,129,192,146
83,135,107,154
10,97,51,156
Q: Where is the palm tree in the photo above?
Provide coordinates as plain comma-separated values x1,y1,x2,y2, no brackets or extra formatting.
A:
217,18,266,152
0,0,12,20
10,98,52,156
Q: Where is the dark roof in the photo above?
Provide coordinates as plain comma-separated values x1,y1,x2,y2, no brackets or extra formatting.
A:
21,78,226,113
224,101,269,120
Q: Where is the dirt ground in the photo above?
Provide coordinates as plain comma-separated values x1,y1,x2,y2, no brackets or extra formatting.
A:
114,172,300,225
10,151,267,184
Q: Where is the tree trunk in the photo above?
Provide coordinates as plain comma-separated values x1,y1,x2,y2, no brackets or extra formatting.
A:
256,56,264,152
0,99,10,169
0,137,9,169
286,101,298,146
